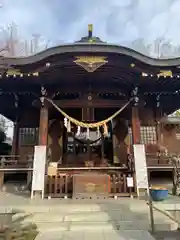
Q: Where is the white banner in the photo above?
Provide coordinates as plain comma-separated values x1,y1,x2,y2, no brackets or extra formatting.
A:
133,144,148,190
31,146,47,198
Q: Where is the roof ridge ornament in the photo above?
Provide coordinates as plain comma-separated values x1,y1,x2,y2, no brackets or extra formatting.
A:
76,24,104,43
88,24,93,38
74,56,108,72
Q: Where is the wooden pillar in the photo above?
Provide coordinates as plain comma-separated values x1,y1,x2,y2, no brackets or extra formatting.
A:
12,95,20,156
155,107,162,146
131,106,141,144
11,119,20,156
112,134,120,164
38,105,48,145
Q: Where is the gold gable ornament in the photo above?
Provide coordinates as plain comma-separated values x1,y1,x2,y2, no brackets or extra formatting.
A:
74,56,108,72
157,70,172,78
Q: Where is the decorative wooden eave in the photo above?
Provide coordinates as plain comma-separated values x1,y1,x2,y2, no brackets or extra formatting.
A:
1,42,180,68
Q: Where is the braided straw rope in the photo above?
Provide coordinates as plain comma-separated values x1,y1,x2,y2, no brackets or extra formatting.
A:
45,97,132,129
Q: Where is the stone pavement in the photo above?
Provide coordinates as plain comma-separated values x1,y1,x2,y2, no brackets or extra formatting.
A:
0,191,179,239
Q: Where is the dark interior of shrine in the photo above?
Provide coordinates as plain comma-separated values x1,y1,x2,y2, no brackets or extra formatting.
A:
47,105,131,167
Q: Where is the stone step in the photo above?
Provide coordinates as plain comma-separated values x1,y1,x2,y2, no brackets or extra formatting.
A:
35,230,155,240
13,210,178,222
17,210,177,232
24,220,177,232
14,211,145,222
0,200,137,214
6,204,104,214
12,206,179,233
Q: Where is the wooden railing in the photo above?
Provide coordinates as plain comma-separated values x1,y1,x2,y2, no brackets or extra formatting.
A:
0,155,33,169
146,152,180,167
45,168,135,199
146,153,169,166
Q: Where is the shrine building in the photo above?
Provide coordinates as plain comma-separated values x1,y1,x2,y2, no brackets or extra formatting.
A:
0,25,180,198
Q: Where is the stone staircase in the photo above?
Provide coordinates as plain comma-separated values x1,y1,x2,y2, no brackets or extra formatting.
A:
11,202,178,233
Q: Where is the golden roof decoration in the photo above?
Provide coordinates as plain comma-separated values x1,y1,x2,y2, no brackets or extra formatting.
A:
32,72,39,76
130,63,135,68
141,72,148,77
4,68,39,77
6,68,22,76
157,70,172,78
74,56,108,72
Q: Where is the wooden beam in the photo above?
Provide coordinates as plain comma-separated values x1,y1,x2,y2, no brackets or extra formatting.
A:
53,99,128,108
47,85,127,95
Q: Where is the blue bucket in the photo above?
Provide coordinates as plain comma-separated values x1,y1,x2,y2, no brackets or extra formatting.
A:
150,188,168,201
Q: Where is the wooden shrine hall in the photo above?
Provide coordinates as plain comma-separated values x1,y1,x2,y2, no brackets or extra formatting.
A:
1,25,180,198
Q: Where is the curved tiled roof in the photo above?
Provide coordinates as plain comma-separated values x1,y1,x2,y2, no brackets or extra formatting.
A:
0,42,180,68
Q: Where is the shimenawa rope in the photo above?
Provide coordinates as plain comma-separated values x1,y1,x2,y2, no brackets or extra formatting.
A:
45,97,132,129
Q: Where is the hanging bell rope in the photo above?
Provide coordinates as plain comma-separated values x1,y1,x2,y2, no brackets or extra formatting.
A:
45,97,132,129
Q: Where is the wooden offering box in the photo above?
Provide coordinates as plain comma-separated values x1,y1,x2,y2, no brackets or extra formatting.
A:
73,172,110,199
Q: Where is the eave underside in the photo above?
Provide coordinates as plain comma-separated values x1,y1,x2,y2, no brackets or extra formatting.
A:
0,76,180,122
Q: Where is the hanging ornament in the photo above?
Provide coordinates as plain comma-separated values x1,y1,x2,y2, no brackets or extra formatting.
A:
103,123,108,136
111,120,114,130
76,126,81,136
97,127,100,138
67,120,71,132
64,118,68,128
86,128,90,139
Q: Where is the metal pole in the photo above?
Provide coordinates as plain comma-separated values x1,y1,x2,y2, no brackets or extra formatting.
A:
146,186,155,234
101,133,104,159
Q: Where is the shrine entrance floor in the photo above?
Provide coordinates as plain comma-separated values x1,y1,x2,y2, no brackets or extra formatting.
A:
0,187,180,240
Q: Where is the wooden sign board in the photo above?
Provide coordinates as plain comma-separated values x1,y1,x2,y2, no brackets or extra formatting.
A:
48,162,58,176
127,177,134,187
31,145,47,199
133,144,149,195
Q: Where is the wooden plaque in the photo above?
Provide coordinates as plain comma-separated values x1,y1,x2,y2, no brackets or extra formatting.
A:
47,162,58,176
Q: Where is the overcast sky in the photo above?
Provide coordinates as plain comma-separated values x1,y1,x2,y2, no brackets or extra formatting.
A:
1,0,180,137
0,0,180,46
